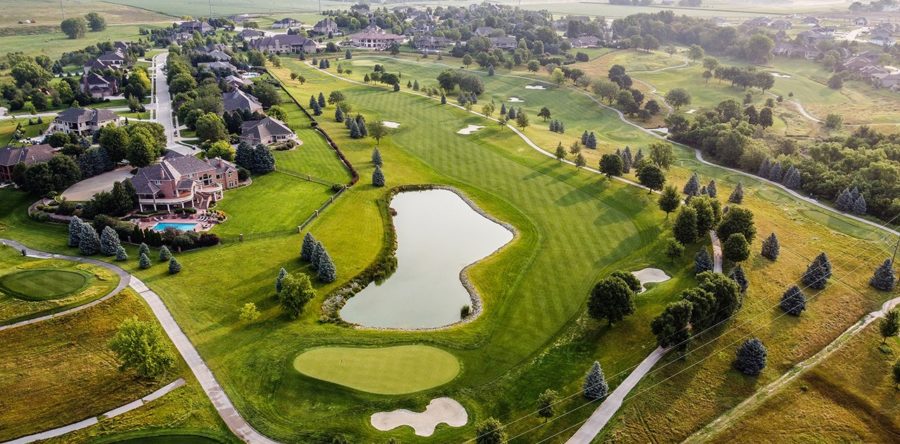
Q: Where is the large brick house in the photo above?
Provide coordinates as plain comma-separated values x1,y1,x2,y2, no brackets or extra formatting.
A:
0,144,55,182
130,153,239,211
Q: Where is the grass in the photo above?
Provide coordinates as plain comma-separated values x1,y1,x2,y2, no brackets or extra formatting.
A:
0,0,171,28
0,245,119,324
293,345,461,395
0,24,163,60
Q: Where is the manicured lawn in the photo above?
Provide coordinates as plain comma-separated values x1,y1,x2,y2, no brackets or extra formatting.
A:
293,345,461,395
0,24,162,60
0,269,88,301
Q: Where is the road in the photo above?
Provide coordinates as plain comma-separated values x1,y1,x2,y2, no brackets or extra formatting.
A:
151,52,197,156
0,239,278,444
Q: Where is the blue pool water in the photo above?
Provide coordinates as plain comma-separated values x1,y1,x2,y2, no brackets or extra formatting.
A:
152,222,198,232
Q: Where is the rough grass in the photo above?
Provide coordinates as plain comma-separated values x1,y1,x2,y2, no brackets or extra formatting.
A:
293,345,461,395
0,0,171,28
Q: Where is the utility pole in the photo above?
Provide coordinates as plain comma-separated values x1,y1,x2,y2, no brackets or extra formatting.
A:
59,0,65,21
208,0,213,17
891,234,899,264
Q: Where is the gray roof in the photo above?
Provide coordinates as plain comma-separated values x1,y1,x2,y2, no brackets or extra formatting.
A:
198,61,238,72
240,117,294,142
97,50,125,62
0,144,55,167
55,108,119,125
223,89,263,113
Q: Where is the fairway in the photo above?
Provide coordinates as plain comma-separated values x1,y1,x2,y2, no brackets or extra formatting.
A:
293,345,461,395
0,269,88,301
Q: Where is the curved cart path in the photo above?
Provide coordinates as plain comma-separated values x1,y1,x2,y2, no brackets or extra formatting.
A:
0,239,278,444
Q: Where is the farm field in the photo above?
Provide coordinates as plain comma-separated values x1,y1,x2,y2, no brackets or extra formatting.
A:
0,0,171,28
0,24,163,60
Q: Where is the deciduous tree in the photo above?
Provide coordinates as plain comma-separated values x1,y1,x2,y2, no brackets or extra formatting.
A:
109,317,174,378
588,277,635,326
279,272,317,319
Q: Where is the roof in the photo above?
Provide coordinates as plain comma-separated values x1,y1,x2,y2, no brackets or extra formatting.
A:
0,144,55,167
206,49,232,61
240,117,294,142
222,89,263,113
350,29,405,42
83,72,116,87
198,61,238,72
490,36,517,46
97,50,125,62
55,108,119,124
131,152,234,195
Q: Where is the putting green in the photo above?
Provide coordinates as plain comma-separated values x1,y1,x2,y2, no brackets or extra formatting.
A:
293,345,460,395
0,269,89,301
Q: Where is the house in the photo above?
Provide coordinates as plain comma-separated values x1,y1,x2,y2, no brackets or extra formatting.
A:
0,144,55,182
743,17,773,28
249,34,320,54
224,75,252,89
81,72,119,98
197,61,239,74
569,36,601,48
489,36,517,50
802,16,820,25
205,49,232,62
770,19,792,31
131,153,239,211
240,117,297,146
873,72,900,90
238,29,265,40
178,20,214,35
83,50,126,73
853,17,868,26
113,41,130,52
51,108,120,135
412,35,451,52
797,29,832,46
474,26,497,37
313,18,338,35
870,29,896,46
272,18,299,29
223,89,263,114
349,27,406,50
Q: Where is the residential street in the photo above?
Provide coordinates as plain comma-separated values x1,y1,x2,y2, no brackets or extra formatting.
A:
152,52,196,156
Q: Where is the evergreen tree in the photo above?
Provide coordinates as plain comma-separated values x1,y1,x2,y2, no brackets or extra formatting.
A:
276,267,288,293
558,121,565,133
139,252,152,269
852,195,867,215
310,241,323,271
441,94,447,104
673,206,699,244
583,361,609,401
500,103,506,115
634,148,644,164
734,338,767,376
695,249,713,274
235,142,254,171
318,92,326,108
869,259,896,291
723,233,750,262
802,253,831,290
621,146,633,173
100,226,120,256
372,165,385,187
761,233,780,260
79,223,100,255
850,186,861,203
68,216,83,247
159,245,171,262
658,185,681,218
728,183,744,204
372,147,383,166
729,264,749,293
555,142,566,161
348,119,361,138
757,158,771,178
707,180,717,198
335,107,344,122
835,188,852,211
651,299,693,354
357,115,368,137
783,167,801,189
138,242,150,258
168,257,181,274
115,245,128,261
581,130,589,145
768,162,783,182
251,145,275,173
309,95,317,109
780,285,806,316
586,132,597,149
880,309,899,344
316,249,337,283
312,101,322,116
301,233,316,262
507,107,516,119
683,172,700,196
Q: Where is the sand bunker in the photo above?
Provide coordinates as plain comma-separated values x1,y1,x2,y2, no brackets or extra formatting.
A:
770,72,792,78
383,121,401,128
525,85,546,90
457,125,484,135
685,109,697,114
508,97,524,102
371,398,467,437
631,268,671,293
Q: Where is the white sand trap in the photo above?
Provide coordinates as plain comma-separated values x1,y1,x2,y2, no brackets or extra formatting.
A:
632,268,671,293
770,72,792,78
383,121,400,128
371,397,467,437
525,85,546,90
457,125,484,135
685,109,697,114
508,97,525,102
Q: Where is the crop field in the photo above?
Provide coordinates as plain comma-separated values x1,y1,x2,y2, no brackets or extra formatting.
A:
0,0,170,28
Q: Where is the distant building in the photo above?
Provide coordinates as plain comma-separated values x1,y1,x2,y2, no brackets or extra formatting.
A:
204,49,232,62
223,89,263,114
238,29,265,40
412,35,451,52
349,27,406,50
272,18,299,29
569,36,601,48
224,75,252,89
313,18,339,35
853,17,868,26
81,72,119,98
0,144,55,182
131,153,239,211
51,108,120,136
240,117,297,146
83,50,127,74
178,20,214,35
770,20,792,31
489,36,517,50
474,26,497,37
248,34,320,54
197,61,239,74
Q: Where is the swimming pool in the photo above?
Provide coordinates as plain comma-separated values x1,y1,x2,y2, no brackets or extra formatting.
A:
152,222,198,232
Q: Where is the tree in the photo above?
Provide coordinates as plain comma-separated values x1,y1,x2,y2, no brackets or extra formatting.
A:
371,147,383,167
251,145,276,174
68,216,83,247
695,249,713,274
474,418,506,444
688,44,704,61
372,165,385,187
723,233,750,262
462,54,473,68
824,113,843,130
538,106,551,121
575,152,586,169
802,253,831,290
139,243,150,257
551,67,566,86
879,309,900,344
100,226,121,256
99,125,131,163
108,316,175,379
301,233,317,262
126,130,157,168
827,74,843,90
79,223,100,255
673,206,699,244
115,246,128,262
780,285,806,316
317,249,337,283
707,180,718,198
367,120,388,145
746,34,774,64
665,88,691,110
734,338,767,376
279,273,317,319
761,233,779,260
729,264,749,293
139,253,152,269
599,154,623,178
168,257,182,274
555,143,566,161
683,173,700,196
516,111,529,129
716,207,756,243
649,142,674,169
588,277,635,326
254,83,281,108
651,300,693,355
239,303,260,323
159,245,171,261
11,61,51,87
537,389,558,421
592,79,620,104
728,183,744,204
85,12,106,32
637,164,665,193
665,239,684,262
870,259,896,291
758,107,773,128
275,267,289,293
583,361,608,400
61,17,87,39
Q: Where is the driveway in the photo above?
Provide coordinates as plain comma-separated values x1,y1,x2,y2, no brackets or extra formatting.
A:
61,167,134,202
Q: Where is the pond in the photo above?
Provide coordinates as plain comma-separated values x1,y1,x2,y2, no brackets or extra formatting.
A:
340,189,513,329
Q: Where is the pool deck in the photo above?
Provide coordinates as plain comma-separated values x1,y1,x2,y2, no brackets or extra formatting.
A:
134,213,220,233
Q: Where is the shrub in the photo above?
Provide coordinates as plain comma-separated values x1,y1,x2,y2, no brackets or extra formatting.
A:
460,304,472,319
239,303,260,322
115,246,128,261
695,249,713,274
159,245,171,261
168,257,181,274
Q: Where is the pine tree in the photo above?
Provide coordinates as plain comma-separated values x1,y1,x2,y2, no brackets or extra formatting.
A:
99,226,120,256
880,309,899,344
335,107,344,122
309,95,316,109
357,116,368,137
68,216,83,247
558,121,565,133
555,142,566,161
168,257,181,274
276,267,288,293
507,107,516,119
159,245,172,262
301,233,316,261
780,285,806,316
79,223,100,255
500,103,507,115
761,233,780,260
757,158,771,178
734,338,767,376
728,183,744,204
683,173,700,196
729,264,749,293
802,253,831,290
634,148,644,164
587,132,597,149
835,188,852,211
850,186,861,203
621,146,633,173
581,130,589,145
814,252,833,279
139,252,152,269
852,195,867,215
235,142,254,170
252,145,276,173
768,162,783,182
707,180,717,198
783,167,801,189
372,165,385,187
372,147,383,166
138,242,150,258
869,259,896,291
312,101,322,116
317,249,337,283
115,245,128,261
441,94,447,104
310,241,323,271
348,119,361,138
318,92,326,108
583,361,609,401
695,249,713,274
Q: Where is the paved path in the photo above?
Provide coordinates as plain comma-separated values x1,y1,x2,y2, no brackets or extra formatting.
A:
152,52,198,156
684,294,900,443
3,379,186,444
710,230,723,273
0,239,278,444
